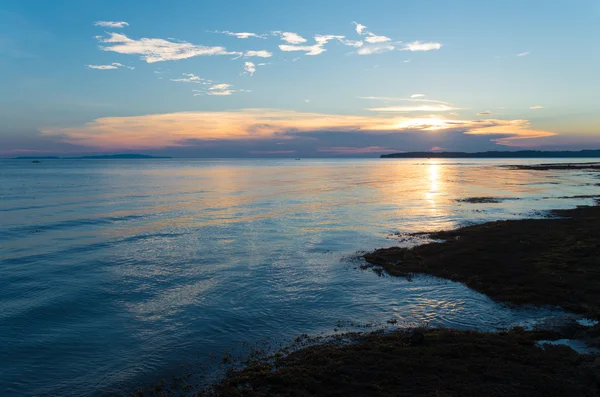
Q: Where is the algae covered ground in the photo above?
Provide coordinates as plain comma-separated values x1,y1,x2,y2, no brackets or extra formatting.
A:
197,328,598,396
134,164,600,397
364,203,600,319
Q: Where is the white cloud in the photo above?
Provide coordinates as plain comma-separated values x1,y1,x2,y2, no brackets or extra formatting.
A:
364,32,391,43
215,31,266,39
244,50,272,58
315,34,345,44
244,62,256,75
274,31,307,44
530,105,543,109
275,32,362,55
304,99,310,103
279,43,326,56
401,59,411,63
279,35,344,56
87,64,118,70
411,94,426,98
353,22,367,35
208,90,234,96
86,62,134,70
357,43,396,55
94,21,129,28
517,52,530,57
477,111,492,115
355,37,441,55
367,104,459,112
279,34,363,55
401,41,442,51
170,73,211,84
210,83,231,90
339,38,363,47
358,96,451,105
191,82,248,96
97,33,238,63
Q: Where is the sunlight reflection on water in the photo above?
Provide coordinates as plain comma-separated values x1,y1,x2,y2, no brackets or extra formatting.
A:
1,158,599,396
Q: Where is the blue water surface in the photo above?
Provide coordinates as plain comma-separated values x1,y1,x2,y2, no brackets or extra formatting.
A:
1,158,598,396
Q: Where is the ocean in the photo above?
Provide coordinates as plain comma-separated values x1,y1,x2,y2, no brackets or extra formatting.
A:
1,158,598,396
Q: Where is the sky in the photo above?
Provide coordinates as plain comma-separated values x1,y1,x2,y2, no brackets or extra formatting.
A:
1,0,599,157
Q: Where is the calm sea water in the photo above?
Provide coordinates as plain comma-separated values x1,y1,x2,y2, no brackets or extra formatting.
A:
1,158,599,396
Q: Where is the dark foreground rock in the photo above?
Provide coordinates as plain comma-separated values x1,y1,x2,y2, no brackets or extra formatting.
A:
507,162,600,171
196,328,597,397
364,204,600,319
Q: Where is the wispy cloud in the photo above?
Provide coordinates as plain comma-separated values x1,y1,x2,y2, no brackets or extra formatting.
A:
170,73,211,84
338,38,363,47
274,31,307,44
94,21,129,28
279,34,364,56
353,21,390,43
364,32,391,43
190,82,250,97
244,50,272,58
356,39,442,55
401,41,442,51
353,22,367,35
357,43,396,55
279,43,326,56
86,62,134,70
477,111,492,115
214,31,266,39
243,62,256,75
517,51,530,57
358,96,451,105
208,83,233,94
530,105,543,109
97,33,237,63
367,104,459,112
318,146,397,154
411,94,426,98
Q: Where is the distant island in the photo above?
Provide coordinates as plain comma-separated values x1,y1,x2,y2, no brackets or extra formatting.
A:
381,150,600,158
14,154,171,160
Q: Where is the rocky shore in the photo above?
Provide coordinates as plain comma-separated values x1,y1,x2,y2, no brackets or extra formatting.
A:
137,164,600,396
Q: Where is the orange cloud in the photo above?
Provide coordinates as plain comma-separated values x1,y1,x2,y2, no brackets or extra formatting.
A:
41,109,558,150
317,146,398,154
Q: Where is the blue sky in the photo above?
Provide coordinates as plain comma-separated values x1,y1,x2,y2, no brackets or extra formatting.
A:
1,0,599,157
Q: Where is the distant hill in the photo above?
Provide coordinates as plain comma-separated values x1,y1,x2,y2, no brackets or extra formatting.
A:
14,156,61,159
381,150,600,159
14,154,171,159
69,154,171,159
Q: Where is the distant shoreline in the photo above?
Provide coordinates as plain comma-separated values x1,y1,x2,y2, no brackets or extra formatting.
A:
12,154,171,160
381,149,600,158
